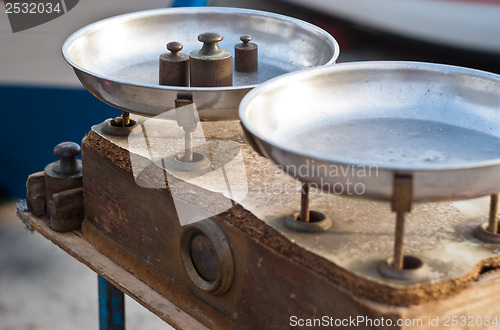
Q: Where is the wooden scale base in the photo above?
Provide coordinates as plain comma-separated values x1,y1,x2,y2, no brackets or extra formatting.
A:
76,115,500,329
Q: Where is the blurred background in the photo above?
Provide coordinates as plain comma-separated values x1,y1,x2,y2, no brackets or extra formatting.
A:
1,0,499,328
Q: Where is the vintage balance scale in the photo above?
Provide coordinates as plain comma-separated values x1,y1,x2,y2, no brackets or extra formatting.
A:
18,6,500,329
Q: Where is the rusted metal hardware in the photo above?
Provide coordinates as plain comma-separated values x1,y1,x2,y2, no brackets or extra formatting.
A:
159,41,189,87
44,142,83,203
474,193,500,243
393,212,407,270
285,210,332,233
390,174,412,270
180,219,234,295
25,142,84,231
189,32,232,87
43,142,84,231
121,111,131,127
103,111,137,136
378,256,429,282
284,182,332,232
235,35,257,73
378,175,428,280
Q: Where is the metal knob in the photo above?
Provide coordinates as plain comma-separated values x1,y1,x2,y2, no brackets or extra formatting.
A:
240,35,252,44
198,32,223,56
167,41,183,55
53,142,81,175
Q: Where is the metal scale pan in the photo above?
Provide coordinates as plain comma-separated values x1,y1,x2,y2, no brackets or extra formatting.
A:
240,61,500,202
62,7,340,121
240,61,500,279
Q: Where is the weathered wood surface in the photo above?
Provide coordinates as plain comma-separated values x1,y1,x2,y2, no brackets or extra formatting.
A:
16,203,208,330
85,117,500,306
17,202,500,329
78,118,500,329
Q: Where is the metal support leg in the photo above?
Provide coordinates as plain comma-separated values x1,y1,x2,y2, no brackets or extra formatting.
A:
393,212,406,270
390,175,413,270
299,182,310,223
488,193,499,234
98,275,125,330
378,175,429,280
474,193,500,243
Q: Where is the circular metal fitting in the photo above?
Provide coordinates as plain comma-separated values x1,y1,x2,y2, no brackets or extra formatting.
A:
102,118,138,136
285,211,332,233
180,219,234,295
377,255,429,282
474,222,500,244
163,152,211,173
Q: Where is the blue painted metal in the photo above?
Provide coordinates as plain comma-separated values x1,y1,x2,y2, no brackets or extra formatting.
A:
0,86,117,198
98,275,125,330
171,0,208,7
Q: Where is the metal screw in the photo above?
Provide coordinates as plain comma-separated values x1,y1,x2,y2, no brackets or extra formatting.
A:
53,142,81,175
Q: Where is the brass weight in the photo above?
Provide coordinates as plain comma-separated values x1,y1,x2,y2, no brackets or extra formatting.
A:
190,32,232,87
159,41,189,87
235,35,258,73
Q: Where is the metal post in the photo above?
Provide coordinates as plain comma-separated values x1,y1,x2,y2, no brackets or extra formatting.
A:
300,182,310,223
98,275,125,330
393,212,406,270
391,175,413,270
121,111,130,127
488,193,499,234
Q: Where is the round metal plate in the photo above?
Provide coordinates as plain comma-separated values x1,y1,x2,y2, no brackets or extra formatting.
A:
239,61,500,201
62,7,339,120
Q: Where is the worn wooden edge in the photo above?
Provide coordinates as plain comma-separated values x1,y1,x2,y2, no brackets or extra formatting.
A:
17,200,500,328
84,129,500,306
81,218,239,329
15,200,208,330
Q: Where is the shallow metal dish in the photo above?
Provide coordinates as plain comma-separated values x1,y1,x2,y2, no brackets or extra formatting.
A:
62,7,339,121
240,61,500,202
